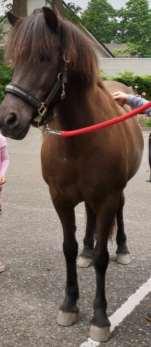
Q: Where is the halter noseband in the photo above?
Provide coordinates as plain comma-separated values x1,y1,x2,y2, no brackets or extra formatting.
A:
5,57,69,126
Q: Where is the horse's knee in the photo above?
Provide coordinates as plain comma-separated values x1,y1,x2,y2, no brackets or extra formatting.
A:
63,240,78,262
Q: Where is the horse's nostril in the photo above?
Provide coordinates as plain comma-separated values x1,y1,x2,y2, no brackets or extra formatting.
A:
5,113,19,128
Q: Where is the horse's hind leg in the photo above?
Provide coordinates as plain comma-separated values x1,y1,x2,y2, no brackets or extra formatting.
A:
90,195,120,342
116,192,131,265
54,201,79,327
77,203,95,268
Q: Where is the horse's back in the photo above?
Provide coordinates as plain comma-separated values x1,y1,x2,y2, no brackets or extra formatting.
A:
102,80,144,180
104,80,134,95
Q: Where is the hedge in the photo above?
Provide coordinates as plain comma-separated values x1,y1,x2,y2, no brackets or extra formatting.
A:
112,71,151,99
0,64,12,102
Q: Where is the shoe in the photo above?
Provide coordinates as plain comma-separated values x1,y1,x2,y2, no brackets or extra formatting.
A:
145,313,151,323
0,261,5,273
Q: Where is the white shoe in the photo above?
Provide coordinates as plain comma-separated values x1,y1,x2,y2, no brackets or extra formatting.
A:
0,261,5,273
80,338,100,347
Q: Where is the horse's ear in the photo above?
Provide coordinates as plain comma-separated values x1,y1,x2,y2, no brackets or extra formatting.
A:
43,7,58,33
7,12,19,26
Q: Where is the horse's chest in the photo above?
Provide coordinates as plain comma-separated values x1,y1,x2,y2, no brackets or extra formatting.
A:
42,153,77,186
41,139,125,203
44,155,106,200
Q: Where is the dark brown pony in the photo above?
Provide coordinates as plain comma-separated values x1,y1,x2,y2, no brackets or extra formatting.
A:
0,8,143,342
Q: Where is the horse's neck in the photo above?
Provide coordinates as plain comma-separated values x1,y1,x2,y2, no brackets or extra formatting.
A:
55,84,98,131
49,79,116,133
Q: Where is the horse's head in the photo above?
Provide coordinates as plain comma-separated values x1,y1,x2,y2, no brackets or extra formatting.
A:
0,8,67,139
0,7,98,140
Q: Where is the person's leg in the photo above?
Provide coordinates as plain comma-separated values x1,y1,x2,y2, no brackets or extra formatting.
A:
149,133,151,182
0,261,5,273
145,313,151,322
0,186,2,213
0,186,6,272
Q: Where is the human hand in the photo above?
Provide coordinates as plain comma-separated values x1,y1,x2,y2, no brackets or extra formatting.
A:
112,91,129,106
0,176,6,185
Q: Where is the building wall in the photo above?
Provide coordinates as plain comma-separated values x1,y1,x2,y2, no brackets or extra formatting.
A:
99,58,151,76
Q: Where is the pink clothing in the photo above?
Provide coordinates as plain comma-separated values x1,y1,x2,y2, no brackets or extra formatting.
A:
0,134,9,177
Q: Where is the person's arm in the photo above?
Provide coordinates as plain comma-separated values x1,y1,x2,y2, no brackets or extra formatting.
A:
112,91,151,116
0,146,9,184
127,95,151,115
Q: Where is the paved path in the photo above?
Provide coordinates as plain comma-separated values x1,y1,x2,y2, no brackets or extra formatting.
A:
0,129,151,347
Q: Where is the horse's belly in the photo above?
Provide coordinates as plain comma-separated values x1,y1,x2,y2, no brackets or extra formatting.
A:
124,121,144,180
41,125,143,205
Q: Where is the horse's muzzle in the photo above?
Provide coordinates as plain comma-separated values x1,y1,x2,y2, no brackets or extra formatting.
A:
0,114,30,141
0,97,33,140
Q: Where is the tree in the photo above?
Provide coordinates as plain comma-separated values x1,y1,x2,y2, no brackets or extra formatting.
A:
62,1,81,22
63,1,81,15
81,0,117,43
2,0,27,16
117,0,151,57
47,0,64,13
12,0,27,16
1,0,12,13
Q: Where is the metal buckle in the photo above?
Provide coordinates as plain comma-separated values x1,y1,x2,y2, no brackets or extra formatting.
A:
38,102,47,118
33,103,48,127
44,124,61,136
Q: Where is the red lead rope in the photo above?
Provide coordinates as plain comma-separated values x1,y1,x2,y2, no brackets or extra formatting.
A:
58,101,151,138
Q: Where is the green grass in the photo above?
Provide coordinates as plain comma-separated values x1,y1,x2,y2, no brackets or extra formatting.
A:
141,117,151,128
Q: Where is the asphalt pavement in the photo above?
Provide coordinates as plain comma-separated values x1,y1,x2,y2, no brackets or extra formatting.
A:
0,128,151,347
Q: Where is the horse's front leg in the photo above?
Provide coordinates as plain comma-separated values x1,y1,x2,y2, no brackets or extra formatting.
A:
54,201,79,327
90,195,120,342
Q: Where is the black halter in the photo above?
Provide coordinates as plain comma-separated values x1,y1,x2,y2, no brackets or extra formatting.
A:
5,58,68,126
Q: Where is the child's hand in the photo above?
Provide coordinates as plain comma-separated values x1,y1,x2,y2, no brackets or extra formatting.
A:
112,91,129,106
0,176,6,185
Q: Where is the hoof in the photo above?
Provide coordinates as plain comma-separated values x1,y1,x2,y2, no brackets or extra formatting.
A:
116,253,131,265
89,325,111,342
57,310,79,326
77,256,92,268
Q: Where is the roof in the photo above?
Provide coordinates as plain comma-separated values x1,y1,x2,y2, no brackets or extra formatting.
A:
80,26,114,58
